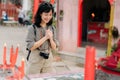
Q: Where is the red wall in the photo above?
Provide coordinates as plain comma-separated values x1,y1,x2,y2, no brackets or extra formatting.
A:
0,4,18,20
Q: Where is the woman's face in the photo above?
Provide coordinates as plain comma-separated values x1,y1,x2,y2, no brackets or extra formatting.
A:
41,10,53,24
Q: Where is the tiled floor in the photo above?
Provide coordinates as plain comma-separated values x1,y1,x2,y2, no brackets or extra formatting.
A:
0,25,83,75
2,25,119,80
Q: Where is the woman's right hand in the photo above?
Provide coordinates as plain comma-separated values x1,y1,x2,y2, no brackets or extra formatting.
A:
47,29,53,39
45,30,50,39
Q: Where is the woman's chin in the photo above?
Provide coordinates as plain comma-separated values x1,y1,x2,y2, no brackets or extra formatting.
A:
45,21,50,24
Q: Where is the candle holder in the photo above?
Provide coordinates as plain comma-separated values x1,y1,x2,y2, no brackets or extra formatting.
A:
0,45,29,80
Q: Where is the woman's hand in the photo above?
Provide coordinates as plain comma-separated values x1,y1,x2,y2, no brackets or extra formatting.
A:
46,29,56,50
45,30,50,39
46,29,53,40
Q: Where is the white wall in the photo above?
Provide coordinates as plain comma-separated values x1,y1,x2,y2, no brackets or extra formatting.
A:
58,0,78,52
58,0,120,52
23,0,32,11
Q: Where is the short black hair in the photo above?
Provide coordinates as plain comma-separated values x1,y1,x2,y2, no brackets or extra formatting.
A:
34,2,54,27
112,26,119,39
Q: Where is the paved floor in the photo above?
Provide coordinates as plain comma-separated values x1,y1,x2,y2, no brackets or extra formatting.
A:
1,25,119,80
0,25,83,74
0,26,27,65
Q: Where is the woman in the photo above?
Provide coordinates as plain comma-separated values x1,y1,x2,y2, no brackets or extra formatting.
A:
26,2,58,74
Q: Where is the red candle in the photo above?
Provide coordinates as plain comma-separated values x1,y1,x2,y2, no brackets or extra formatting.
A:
11,45,19,67
14,45,19,64
3,43,7,65
21,58,25,78
18,71,22,80
50,0,55,4
10,45,14,64
11,53,16,67
84,46,96,80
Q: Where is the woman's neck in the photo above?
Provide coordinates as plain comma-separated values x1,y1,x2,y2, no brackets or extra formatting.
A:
40,21,47,28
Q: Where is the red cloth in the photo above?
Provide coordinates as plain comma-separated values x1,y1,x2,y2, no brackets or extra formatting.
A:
104,40,120,69
98,65,120,76
97,38,120,76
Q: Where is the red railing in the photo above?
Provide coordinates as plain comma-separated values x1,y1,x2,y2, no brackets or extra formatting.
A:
0,3,18,21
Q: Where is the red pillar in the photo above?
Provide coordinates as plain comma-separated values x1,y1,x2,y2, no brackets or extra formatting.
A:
50,0,55,5
84,46,96,80
77,0,83,47
109,0,114,5
33,0,39,22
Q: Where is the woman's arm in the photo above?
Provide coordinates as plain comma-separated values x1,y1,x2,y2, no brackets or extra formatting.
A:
47,29,57,50
49,37,57,50
30,36,49,50
26,26,49,51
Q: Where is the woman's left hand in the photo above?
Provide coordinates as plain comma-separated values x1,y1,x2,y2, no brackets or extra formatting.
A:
47,29,56,50
47,29,53,39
